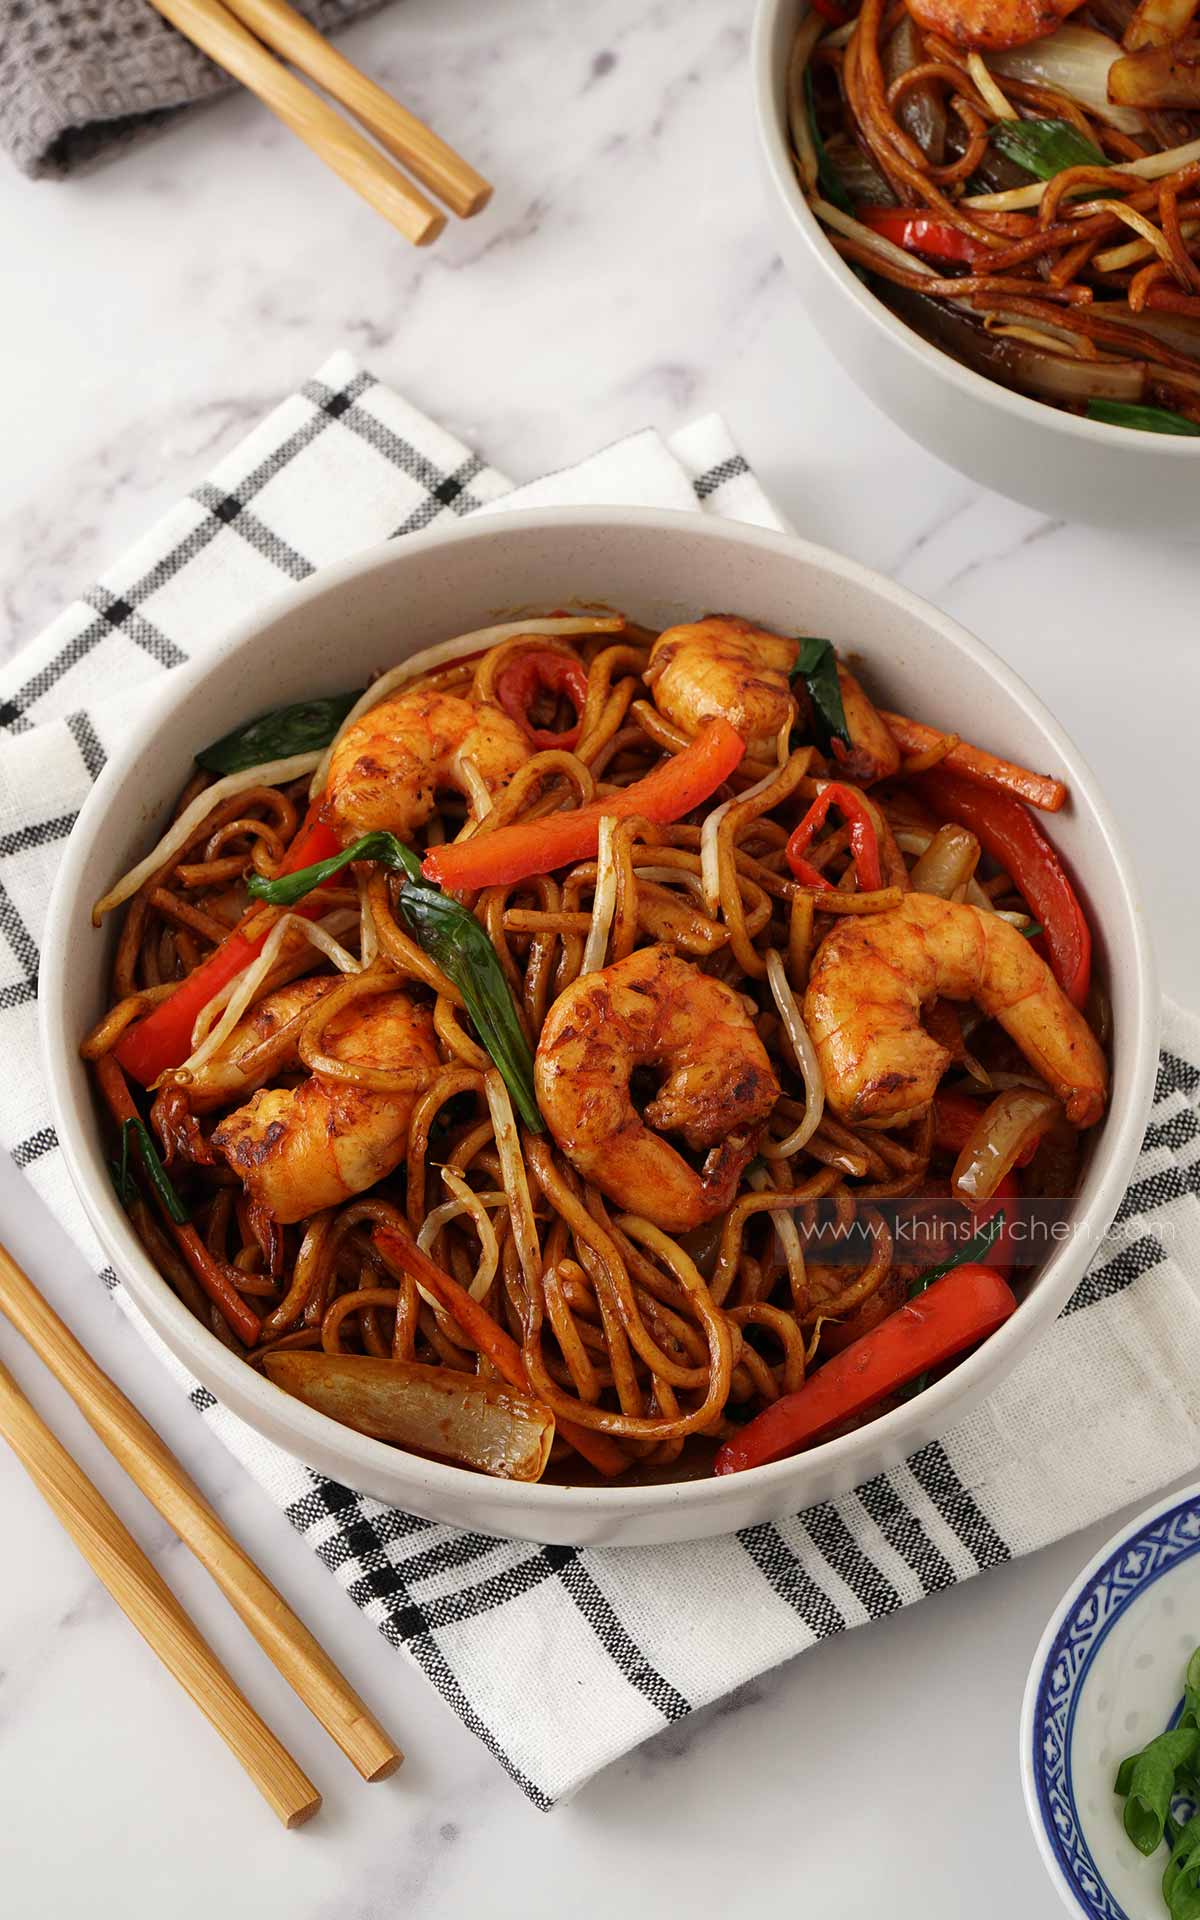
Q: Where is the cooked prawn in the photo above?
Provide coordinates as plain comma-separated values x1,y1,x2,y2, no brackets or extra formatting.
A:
325,686,532,843
212,987,438,1222
833,665,901,784
534,944,780,1233
903,0,1086,50
645,616,798,757
804,891,1107,1129
177,977,334,1113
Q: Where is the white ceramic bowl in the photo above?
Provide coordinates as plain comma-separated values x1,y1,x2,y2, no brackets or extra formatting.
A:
41,508,1158,1547
752,0,1200,533
1021,1480,1200,1919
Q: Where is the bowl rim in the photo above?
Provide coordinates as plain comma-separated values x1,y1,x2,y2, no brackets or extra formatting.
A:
41,503,1160,1521
1018,1477,1200,1920
751,0,1200,460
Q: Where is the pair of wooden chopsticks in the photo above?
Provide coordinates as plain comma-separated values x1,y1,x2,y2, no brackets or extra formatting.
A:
0,1239,402,1826
148,0,490,244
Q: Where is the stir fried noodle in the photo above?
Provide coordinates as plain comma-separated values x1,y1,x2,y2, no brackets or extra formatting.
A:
790,0,1200,427
86,611,1109,1483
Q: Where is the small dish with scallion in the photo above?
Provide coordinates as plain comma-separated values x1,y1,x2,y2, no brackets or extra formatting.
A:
1022,1480,1200,1920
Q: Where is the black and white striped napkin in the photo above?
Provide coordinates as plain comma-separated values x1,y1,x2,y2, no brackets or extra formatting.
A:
2,351,1198,1807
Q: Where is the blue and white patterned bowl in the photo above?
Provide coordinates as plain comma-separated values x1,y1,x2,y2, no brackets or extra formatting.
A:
1021,1482,1200,1920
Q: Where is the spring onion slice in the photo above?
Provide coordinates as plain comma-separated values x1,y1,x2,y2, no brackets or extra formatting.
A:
1087,400,1200,434
908,1210,1004,1298
197,692,364,775
308,615,625,799
92,751,323,924
964,133,1200,211
114,1117,190,1224
804,67,853,213
991,116,1107,178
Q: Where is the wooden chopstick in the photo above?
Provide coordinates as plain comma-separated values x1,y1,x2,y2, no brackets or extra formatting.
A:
0,1356,320,1828
218,0,491,217
0,1241,403,1784
146,0,446,245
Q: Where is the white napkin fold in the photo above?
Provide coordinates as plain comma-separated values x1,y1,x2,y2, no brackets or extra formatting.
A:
2,351,1197,1808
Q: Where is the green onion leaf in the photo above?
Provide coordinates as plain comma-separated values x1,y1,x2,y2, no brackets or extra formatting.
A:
247,829,421,906
247,830,543,1134
1166,1811,1200,1918
992,118,1107,181
897,1209,1006,1399
1115,1728,1200,1855
1086,401,1200,437
394,883,543,1134
197,691,365,775
1020,920,1044,940
791,635,851,753
907,1210,1004,1301
116,1117,190,1225
805,66,854,216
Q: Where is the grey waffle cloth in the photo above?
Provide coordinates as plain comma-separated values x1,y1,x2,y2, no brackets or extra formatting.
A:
0,0,390,179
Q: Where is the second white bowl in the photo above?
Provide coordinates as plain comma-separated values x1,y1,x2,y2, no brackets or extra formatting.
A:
752,0,1200,534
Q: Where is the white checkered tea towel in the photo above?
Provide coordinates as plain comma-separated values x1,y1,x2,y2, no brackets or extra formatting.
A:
1,351,1198,1807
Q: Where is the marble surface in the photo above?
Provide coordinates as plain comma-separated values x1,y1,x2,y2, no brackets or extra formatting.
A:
1,0,1197,1911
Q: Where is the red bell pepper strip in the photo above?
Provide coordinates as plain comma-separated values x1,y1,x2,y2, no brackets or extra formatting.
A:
373,1226,628,1478
495,650,589,752
421,717,746,891
810,0,849,20
858,209,992,267
785,782,883,891
114,806,343,1087
880,710,1066,811
917,767,1091,1008
95,1053,262,1345
713,1263,1017,1474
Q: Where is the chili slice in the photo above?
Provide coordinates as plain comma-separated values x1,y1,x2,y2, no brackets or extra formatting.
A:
785,782,883,891
495,649,589,751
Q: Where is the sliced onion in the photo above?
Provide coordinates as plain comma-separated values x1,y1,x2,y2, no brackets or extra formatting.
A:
886,14,948,162
910,825,981,899
309,615,622,798
763,948,825,1157
951,1087,1060,1201
263,1351,555,1482
987,25,1147,132
581,814,618,975
92,752,322,924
